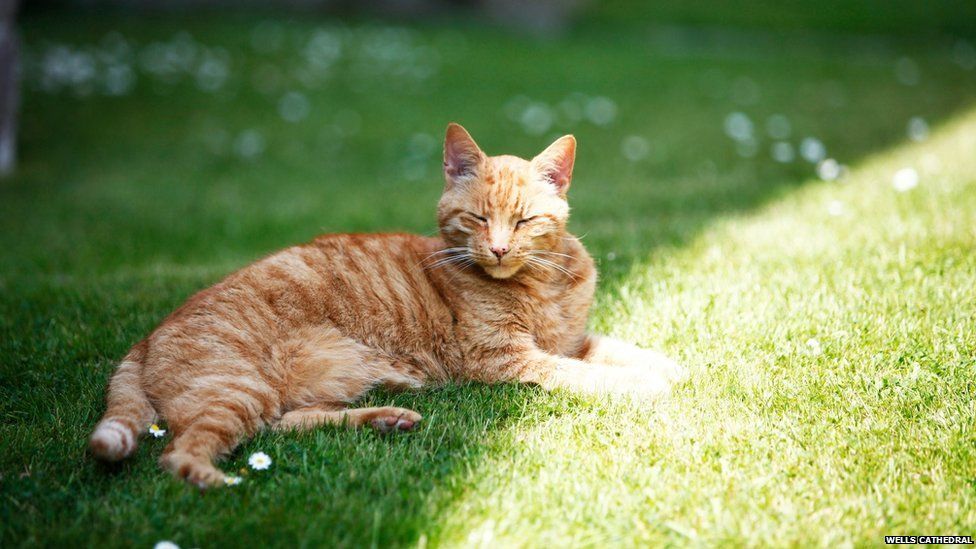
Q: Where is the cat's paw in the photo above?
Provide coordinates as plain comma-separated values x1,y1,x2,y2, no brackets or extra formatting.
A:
642,350,687,383
368,407,423,433
160,452,227,490
597,365,671,399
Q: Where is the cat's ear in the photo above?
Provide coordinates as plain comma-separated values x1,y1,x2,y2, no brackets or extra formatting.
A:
444,123,485,188
532,135,576,196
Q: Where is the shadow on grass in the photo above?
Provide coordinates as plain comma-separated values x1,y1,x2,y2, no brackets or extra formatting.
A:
231,383,572,547
1,367,573,546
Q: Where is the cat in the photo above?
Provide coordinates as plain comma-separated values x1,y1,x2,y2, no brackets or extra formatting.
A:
89,123,685,488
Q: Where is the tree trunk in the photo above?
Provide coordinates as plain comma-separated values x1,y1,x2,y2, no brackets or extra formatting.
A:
0,0,19,177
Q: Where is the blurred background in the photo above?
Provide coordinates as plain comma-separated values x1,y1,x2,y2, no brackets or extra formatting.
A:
2,0,976,277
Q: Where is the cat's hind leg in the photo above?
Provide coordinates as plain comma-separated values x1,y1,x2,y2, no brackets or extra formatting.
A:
158,376,278,489
159,421,236,488
275,404,422,433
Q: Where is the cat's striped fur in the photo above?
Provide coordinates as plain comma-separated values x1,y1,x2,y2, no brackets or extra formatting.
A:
89,123,685,488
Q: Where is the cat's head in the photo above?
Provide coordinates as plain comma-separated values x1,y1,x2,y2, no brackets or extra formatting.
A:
437,123,576,279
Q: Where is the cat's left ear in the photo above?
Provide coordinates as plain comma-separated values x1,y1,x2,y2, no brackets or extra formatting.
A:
532,135,576,196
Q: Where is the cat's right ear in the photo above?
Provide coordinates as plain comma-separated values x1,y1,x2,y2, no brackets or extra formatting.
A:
444,123,485,188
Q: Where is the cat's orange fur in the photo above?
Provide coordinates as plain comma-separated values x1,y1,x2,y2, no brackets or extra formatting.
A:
89,123,685,488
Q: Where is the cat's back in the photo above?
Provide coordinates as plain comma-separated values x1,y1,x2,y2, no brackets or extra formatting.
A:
309,231,441,272
306,232,445,310
229,232,445,322
250,231,448,326
156,232,452,349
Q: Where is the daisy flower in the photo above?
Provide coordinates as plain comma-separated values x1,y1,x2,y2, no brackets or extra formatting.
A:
248,451,272,471
893,167,919,192
148,424,166,438
224,476,243,486
805,338,823,356
826,200,845,217
154,542,179,549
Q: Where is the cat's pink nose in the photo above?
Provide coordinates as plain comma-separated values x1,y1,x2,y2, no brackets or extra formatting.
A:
491,245,510,259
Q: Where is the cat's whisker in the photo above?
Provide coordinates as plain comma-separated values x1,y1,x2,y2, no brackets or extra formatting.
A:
422,250,474,271
444,258,477,285
420,256,462,270
527,250,572,264
418,247,468,264
522,258,556,281
424,256,469,271
418,247,469,265
531,250,575,260
525,254,580,280
424,246,468,256
524,257,564,282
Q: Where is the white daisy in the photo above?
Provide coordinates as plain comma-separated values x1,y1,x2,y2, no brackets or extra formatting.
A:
893,168,919,192
224,476,243,486
827,200,845,217
805,338,823,356
248,451,272,471
154,542,179,549
148,424,166,438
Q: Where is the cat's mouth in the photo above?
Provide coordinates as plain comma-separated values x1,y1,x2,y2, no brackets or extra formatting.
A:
480,258,524,279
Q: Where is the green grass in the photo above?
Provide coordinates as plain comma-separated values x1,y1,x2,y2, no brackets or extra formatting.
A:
2,9,976,548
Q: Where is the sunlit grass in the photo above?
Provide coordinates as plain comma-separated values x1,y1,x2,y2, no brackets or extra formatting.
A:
430,108,976,547
2,11,976,548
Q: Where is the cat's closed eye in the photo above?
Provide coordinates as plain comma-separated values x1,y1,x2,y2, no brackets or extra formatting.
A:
469,213,488,223
516,216,537,229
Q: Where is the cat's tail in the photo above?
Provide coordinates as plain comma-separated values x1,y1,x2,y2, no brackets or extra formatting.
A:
89,341,157,461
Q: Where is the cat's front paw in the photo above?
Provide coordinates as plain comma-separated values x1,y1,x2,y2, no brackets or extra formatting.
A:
642,350,687,383
598,365,671,399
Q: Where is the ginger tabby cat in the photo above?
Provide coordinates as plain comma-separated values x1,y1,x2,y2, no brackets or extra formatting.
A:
89,123,685,488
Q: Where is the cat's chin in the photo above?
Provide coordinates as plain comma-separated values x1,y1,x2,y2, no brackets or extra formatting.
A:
481,262,523,279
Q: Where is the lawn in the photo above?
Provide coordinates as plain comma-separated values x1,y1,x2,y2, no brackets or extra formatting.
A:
2,7,976,547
